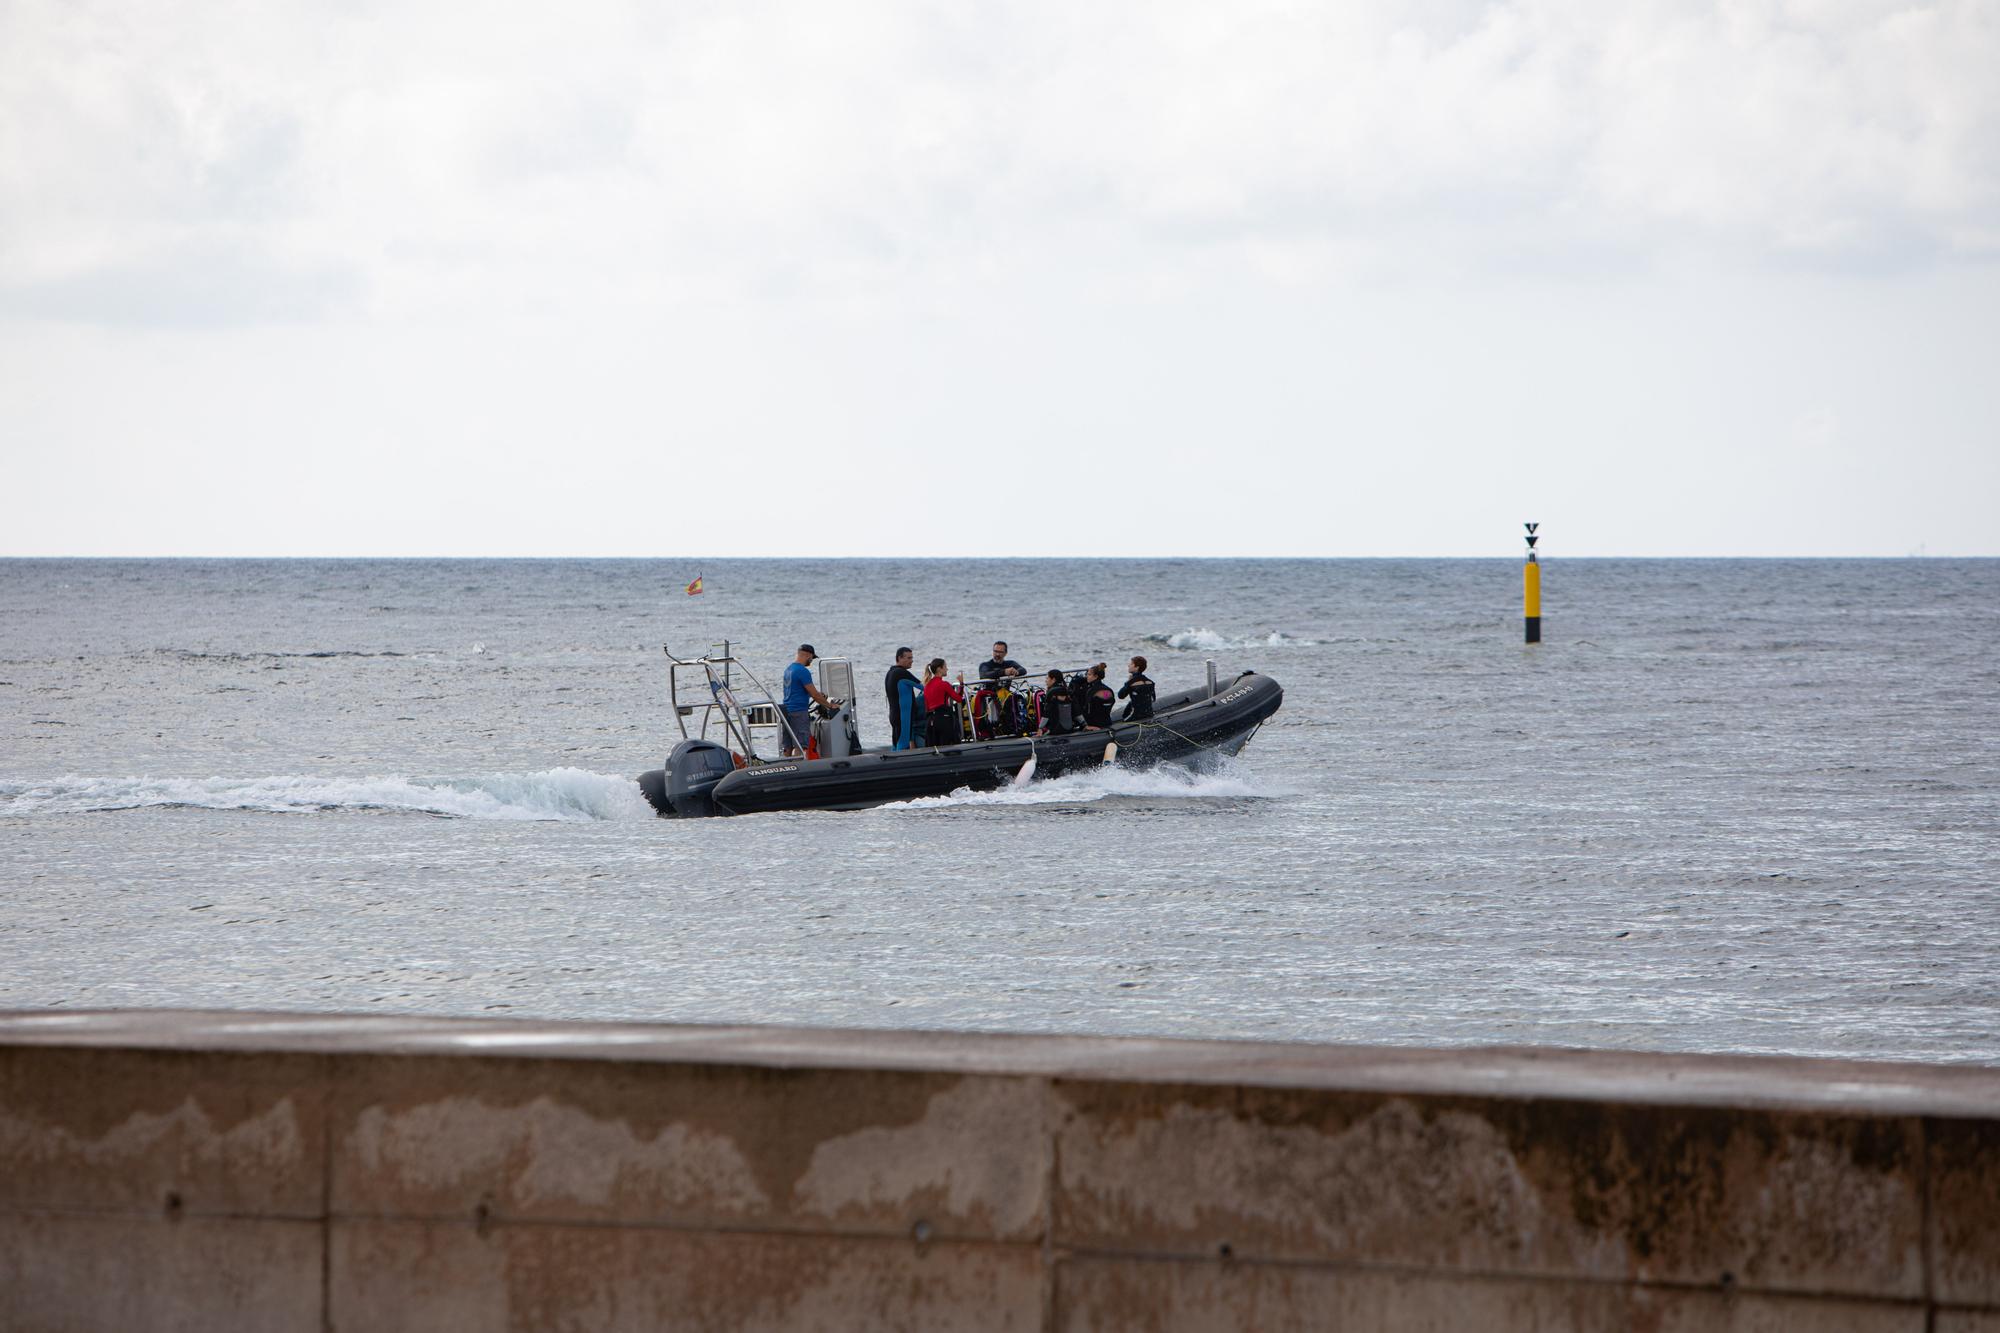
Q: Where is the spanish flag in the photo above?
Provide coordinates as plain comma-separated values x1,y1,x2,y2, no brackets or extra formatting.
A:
685,573,704,597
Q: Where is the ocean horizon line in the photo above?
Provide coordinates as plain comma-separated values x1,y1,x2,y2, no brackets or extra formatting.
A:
3,553,1995,563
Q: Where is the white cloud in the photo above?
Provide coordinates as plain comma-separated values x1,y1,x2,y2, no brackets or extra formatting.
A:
4,0,1995,325
0,1,1994,555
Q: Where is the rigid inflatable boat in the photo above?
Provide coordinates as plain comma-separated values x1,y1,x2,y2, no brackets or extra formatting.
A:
637,643,1282,818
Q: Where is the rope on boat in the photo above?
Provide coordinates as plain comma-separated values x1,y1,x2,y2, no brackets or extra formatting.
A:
1124,715,1261,756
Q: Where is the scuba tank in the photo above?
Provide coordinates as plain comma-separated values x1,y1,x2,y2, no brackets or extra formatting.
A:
993,683,1024,737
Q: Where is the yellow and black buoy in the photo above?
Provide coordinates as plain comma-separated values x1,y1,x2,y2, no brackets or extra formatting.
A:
1524,522,1541,644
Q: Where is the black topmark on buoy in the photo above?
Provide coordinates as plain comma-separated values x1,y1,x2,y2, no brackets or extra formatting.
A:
1524,522,1541,644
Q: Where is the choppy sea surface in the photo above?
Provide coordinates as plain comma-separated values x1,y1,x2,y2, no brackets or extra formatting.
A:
3,558,1996,1064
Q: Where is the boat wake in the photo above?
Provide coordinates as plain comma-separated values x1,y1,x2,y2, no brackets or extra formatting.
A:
884,760,1280,811
1145,627,1319,650
0,768,654,822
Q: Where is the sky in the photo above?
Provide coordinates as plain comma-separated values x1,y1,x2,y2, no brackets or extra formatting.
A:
1,0,1996,557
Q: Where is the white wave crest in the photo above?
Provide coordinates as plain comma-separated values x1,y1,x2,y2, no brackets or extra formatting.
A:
1145,627,1319,650
0,768,653,822
886,761,1277,811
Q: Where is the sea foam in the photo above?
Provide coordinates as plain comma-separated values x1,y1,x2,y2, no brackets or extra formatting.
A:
1144,627,1319,650
884,759,1278,810
0,768,653,822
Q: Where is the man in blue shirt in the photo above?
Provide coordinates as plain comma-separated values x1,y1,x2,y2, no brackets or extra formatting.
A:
780,644,835,756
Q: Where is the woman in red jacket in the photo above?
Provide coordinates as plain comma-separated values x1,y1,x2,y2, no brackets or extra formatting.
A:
922,658,964,746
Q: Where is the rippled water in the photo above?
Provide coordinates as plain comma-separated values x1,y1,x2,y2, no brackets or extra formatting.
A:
3,558,1996,1062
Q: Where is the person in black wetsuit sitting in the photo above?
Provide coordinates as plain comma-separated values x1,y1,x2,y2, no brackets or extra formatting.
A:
1082,662,1117,729
1117,654,1156,721
1037,668,1076,735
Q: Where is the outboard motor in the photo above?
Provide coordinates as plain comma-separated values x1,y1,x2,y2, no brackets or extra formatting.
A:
638,766,671,815
654,738,736,817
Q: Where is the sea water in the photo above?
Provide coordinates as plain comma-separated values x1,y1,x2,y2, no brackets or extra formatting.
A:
2,558,1996,1063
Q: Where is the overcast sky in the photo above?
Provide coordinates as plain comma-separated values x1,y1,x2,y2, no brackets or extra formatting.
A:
2,0,1995,556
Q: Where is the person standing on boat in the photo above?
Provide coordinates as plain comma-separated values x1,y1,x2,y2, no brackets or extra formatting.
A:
884,647,924,751
1118,655,1156,721
780,645,834,757
1082,663,1117,729
923,658,965,746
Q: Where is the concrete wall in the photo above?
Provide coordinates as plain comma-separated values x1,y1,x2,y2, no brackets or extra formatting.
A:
2,1011,1997,1332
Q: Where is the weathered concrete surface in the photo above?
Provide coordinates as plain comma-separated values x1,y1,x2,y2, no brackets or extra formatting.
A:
1935,1115,2000,1309
330,1056,1047,1240
1054,1082,1926,1297
0,1046,323,1218
1,1010,1996,1332
0,1213,321,1333
1057,1260,1929,1333
332,1222,1044,1333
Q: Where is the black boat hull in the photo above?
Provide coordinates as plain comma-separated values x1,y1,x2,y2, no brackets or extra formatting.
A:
637,672,1281,817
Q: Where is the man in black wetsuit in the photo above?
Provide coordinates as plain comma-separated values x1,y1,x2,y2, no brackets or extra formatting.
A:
978,641,1025,683
884,647,923,751
976,640,1028,737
